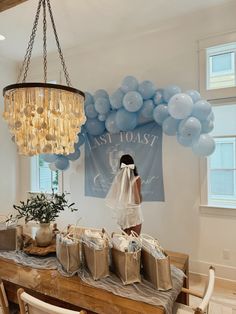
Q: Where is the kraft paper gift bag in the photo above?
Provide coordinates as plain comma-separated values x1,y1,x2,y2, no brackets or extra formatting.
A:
112,247,141,285
56,234,80,273
83,244,109,280
82,229,110,280
0,224,23,251
141,234,172,291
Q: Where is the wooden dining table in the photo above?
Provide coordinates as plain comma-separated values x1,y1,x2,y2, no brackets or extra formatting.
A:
0,250,189,314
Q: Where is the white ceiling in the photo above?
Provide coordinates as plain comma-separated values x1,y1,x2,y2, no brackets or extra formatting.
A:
0,0,232,61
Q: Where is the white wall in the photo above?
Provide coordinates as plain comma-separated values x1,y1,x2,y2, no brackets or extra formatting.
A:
21,0,236,280
0,57,18,215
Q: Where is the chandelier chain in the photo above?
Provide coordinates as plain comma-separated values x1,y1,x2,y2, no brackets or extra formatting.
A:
46,0,72,86
17,0,43,83
43,0,47,83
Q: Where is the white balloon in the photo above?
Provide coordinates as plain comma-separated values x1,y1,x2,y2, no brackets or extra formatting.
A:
168,93,193,119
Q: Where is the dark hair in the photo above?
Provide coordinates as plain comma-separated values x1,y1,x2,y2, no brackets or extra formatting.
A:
119,154,138,176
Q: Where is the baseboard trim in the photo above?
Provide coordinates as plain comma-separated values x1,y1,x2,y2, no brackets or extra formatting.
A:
190,259,236,282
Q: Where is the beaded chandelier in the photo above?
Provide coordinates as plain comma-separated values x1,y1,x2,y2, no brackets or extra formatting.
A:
2,0,86,156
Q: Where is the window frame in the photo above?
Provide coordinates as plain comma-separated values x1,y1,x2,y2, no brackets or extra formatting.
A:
207,136,236,205
30,155,63,194
198,31,236,100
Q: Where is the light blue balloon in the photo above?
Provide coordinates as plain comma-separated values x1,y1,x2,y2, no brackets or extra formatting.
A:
123,91,143,112
94,89,109,100
153,89,164,105
192,134,216,156
85,118,105,136
139,100,155,119
162,117,180,136
85,103,98,119
98,114,107,121
41,154,58,163
55,156,70,171
138,80,156,100
185,90,201,103
121,76,138,93
115,108,138,131
67,150,81,161
163,85,181,102
74,134,85,150
201,119,214,133
177,134,193,147
168,93,193,119
94,97,111,114
84,92,94,106
153,105,169,125
192,100,211,121
110,88,124,109
105,111,120,134
207,111,215,122
178,117,202,139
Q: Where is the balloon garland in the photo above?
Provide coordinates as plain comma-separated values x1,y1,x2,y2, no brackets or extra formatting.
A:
42,76,215,171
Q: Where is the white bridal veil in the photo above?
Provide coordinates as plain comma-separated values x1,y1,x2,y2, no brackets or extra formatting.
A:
105,163,140,211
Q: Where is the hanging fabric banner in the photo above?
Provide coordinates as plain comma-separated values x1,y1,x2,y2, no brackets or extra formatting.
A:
85,122,164,201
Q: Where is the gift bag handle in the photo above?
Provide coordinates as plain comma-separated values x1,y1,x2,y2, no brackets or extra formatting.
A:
140,233,164,252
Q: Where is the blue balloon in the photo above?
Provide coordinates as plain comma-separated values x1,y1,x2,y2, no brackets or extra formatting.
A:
168,93,193,119
105,111,120,134
177,134,193,147
94,89,109,100
185,90,201,103
67,150,81,161
207,111,215,122
94,97,111,114
121,76,138,93
192,100,212,121
41,154,58,163
85,103,98,119
123,91,143,112
162,117,180,136
192,134,216,156
55,156,69,171
153,105,169,125
153,89,164,105
84,92,94,106
139,100,155,119
138,80,156,100
98,114,107,121
163,85,181,102
85,118,105,136
201,119,214,133
115,108,138,131
109,88,124,109
74,134,85,150
178,117,202,140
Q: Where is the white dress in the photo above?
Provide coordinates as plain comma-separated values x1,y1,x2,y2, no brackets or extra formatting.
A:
105,166,144,230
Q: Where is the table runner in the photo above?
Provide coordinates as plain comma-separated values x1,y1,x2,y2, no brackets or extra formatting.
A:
0,251,185,314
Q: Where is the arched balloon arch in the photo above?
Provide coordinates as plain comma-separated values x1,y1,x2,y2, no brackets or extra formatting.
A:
42,76,215,171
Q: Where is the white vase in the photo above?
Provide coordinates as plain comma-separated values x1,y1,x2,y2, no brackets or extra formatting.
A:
35,223,52,247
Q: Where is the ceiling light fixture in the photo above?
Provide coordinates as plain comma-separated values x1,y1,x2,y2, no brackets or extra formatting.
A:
0,34,5,40
2,0,86,156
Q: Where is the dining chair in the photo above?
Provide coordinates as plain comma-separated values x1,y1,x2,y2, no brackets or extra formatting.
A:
0,278,9,314
17,288,87,314
173,266,215,314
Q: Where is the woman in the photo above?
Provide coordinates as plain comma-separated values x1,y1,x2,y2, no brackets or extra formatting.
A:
106,154,143,235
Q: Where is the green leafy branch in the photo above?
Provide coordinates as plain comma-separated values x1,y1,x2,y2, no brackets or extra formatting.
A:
11,192,78,224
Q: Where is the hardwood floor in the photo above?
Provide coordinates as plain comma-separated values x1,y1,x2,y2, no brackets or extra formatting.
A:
189,273,236,313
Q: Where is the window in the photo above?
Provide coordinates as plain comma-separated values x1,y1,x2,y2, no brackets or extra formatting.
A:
208,137,236,207
207,43,236,90
30,155,59,193
198,32,236,100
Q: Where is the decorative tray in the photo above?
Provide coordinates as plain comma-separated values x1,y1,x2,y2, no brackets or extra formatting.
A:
22,234,56,256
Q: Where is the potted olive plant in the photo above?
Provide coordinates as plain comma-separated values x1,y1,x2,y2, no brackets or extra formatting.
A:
12,192,78,247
